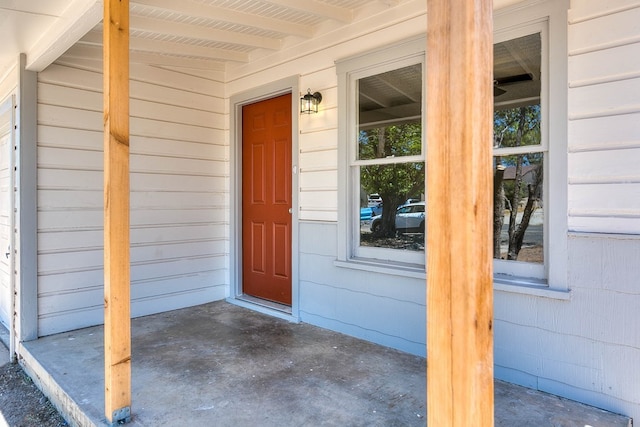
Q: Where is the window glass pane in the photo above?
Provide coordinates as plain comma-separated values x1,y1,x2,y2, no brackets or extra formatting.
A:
494,32,541,149
359,162,425,251
358,63,422,160
493,31,544,266
493,153,543,263
494,104,541,149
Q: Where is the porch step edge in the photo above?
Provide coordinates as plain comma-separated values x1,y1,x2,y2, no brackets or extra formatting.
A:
17,342,98,427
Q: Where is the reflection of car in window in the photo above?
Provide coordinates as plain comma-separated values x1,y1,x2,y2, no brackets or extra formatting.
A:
370,202,383,216
370,201,425,233
360,207,374,221
368,193,382,202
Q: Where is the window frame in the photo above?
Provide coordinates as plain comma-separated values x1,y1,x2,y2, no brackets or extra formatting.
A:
336,0,568,292
493,0,568,291
350,58,426,166
337,37,426,268
492,22,547,281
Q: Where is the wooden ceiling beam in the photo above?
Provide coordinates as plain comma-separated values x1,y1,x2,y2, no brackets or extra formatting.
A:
26,0,102,71
128,50,226,70
129,37,249,63
131,0,311,38
80,30,250,63
261,0,353,23
130,15,281,50
64,43,227,70
376,0,400,6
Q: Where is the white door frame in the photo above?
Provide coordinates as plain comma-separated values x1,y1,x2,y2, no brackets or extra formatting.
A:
228,76,300,322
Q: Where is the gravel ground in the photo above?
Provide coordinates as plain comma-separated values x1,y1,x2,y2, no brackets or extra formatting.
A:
0,352,67,427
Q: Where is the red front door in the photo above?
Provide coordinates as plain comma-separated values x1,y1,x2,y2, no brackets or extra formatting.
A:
242,94,292,305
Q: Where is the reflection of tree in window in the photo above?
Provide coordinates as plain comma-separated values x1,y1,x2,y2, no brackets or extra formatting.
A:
359,123,422,159
360,123,424,238
355,62,424,253
493,105,543,263
492,29,544,265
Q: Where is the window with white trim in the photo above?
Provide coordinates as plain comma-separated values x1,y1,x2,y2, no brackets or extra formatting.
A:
492,0,568,288
337,0,567,286
493,27,546,280
337,38,426,267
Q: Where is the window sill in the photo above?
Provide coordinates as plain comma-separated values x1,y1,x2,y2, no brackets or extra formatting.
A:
334,260,570,300
334,258,426,279
493,275,571,300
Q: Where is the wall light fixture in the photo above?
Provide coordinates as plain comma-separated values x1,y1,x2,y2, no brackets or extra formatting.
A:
300,89,322,114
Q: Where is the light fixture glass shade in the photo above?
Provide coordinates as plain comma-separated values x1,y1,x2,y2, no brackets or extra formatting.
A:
300,89,322,114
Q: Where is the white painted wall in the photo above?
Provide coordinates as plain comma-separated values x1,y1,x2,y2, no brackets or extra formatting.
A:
567,0,640,233
36,58,228,335
0,97,13,331
0,66,17,345
298,222,426,355
495,233,640,421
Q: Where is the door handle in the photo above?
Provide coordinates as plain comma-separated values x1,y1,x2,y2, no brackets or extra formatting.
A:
288,208,292,214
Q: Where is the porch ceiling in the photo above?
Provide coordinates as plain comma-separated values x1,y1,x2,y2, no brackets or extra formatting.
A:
0,0,406,79
1,0,527,80
75,0,397,74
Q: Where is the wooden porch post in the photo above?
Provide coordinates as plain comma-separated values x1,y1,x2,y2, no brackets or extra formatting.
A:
103,0,131,424
426,0,494,426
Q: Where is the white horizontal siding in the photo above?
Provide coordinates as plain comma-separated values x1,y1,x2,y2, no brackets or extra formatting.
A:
37,60,227,335
42,61,224,109
297,71,339,221
568,2,640,233
568,43,640,88
38,272,226,337
495,232,640,420
0,64,21,350
0,100,12,330
297,221,426,356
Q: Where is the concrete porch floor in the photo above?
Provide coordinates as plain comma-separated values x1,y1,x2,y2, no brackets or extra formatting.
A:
18,301,631,426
